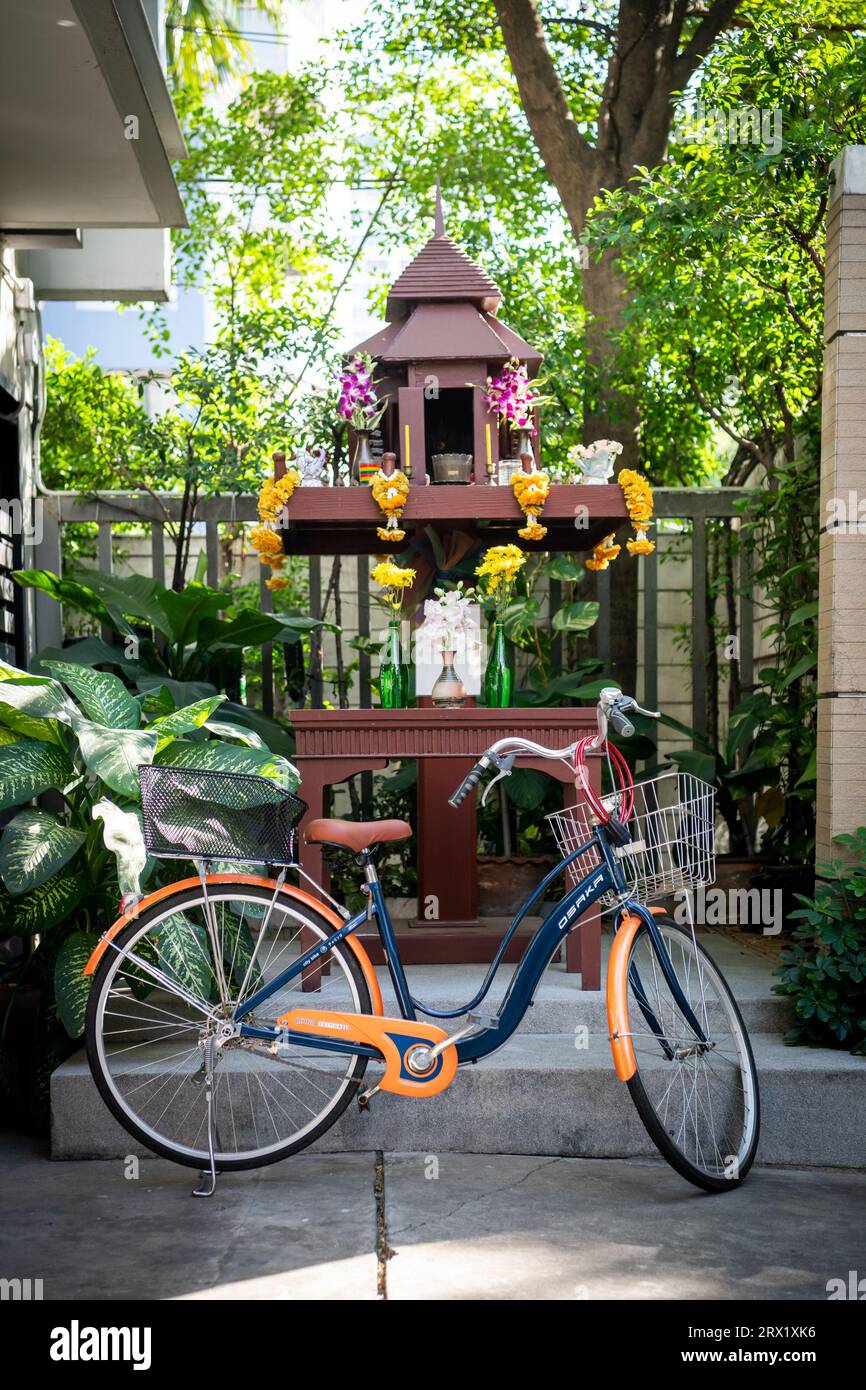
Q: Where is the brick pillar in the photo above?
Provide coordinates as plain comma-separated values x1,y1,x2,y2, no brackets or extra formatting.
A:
817,146,866,863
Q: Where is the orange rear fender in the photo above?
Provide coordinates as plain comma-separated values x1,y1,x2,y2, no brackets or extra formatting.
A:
82,875,384,1017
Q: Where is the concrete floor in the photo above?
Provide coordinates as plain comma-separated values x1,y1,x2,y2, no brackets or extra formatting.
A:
3,1131,864,1301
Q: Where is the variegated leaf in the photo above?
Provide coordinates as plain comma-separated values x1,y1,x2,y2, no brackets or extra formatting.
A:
54,931,99,1037
0,809,85,895
0,739,75,812
46,661,140,729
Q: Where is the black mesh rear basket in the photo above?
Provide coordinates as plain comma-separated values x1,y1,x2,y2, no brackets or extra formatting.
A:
139,765,306,866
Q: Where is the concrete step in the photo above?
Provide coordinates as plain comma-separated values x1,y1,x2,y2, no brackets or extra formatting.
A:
52,1033,866,1168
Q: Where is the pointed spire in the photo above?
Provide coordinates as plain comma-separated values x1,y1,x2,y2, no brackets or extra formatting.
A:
434,180,445,237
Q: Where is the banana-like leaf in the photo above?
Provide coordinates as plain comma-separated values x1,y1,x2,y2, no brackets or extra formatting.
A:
154,913,214,1001
69,570,174,638
74,719,158,798
54,930,99,1037
156,739,300,790
0,676,78,725
0,809,86,895
159,584,224,646
12,570,135,638
35,636,149,680
45,661,140,730
0,869,87,936
0,739,75,812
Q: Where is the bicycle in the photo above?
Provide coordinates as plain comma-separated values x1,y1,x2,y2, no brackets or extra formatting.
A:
83,688,759,1196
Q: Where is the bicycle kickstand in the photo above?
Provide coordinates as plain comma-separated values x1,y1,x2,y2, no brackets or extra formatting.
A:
193,1035,219,1198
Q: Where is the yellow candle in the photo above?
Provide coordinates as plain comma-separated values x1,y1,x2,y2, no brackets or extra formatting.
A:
404,423,410,479
486,423,492,479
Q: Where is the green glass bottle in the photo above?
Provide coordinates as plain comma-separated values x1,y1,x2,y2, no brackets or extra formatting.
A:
483,619,513,708
379,618,409,708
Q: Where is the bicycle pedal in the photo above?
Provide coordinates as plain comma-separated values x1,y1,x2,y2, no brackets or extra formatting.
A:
467,1011,500,1030
358,1082,381,1110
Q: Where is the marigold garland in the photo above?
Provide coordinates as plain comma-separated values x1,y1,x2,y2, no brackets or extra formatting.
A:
585,534,621,572
249,524,286,573
584,467,655,570
512,470,550,541
371,468,410,543
258,468,301,522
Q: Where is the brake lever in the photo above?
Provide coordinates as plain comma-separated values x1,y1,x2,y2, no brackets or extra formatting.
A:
480,753,516,806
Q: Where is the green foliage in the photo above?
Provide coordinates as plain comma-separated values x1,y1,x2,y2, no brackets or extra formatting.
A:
775,829,866,1054
0,647,298,1128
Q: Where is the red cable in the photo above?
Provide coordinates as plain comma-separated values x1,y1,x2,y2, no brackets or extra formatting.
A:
574,736,635,823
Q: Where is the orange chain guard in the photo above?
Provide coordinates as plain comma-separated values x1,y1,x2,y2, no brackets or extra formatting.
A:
276,1009,459,1098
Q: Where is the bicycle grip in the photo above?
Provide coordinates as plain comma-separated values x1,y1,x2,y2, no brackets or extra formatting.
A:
608,707,635,738
448,760,487,809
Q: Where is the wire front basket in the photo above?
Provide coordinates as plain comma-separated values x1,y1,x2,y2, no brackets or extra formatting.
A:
547,771,716,910
139,765,306,867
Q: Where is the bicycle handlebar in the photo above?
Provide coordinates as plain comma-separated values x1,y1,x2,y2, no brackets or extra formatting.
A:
448,753,499,809
447,690,660,810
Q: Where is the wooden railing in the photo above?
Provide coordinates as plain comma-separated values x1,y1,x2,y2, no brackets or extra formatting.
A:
28,486,754,734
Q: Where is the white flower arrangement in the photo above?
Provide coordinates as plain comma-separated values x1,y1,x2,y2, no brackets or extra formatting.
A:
418,582,477,652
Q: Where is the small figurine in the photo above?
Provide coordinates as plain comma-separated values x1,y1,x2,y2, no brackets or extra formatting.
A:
569,439,623,484
293,444,329,487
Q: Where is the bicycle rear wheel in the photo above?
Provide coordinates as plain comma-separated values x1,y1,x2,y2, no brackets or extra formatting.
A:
85,882,371,1170
623,915,759,1192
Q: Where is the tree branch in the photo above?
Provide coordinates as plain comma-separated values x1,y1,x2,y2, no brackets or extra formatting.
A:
674,0,744,90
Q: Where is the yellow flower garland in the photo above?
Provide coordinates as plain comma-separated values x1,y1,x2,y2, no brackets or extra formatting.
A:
512,470,550,541
257,467,301,522
584,468,655,570
371,468,410,543
249,524,286,573
251,465,301,574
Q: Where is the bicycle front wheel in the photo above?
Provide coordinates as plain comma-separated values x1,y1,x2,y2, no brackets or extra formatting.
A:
85,882,371,1170
622,916,760,1192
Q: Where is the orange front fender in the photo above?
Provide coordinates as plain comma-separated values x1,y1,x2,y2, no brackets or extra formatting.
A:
83,875,384,1017
606,905,667,1081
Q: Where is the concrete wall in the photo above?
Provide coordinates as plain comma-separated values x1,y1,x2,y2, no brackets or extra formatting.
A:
816,146,866,862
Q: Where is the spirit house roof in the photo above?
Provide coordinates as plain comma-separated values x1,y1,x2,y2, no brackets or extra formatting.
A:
350,189,542,368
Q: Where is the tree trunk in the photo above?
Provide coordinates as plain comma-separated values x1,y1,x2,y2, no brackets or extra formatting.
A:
492,0,746,695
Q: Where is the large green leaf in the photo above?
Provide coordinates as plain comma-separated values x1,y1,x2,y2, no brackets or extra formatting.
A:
0,869,87,937
35,636,150,680
0,809,86,895
13,570,135,638
46,661,140,729
219,702,295,757
543,555,586,581
156,738,299,790
0,739,75,811
158,583,224,646
155,914,214,1000
665,749,718,785
0,676,78,725
204,718,266,749
0,702,65,745
69,570,175,638
551,600,600,633
198,610,287,651
0,726,20,747
504,767,550,811
54,931,99,1038
149,695,226,745
136,675,217,713
74,719,158,798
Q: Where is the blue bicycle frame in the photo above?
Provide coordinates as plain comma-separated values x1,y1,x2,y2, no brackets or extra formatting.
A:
234,821,708,1064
